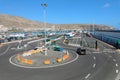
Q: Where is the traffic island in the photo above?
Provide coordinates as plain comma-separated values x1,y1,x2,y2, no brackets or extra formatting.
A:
9,50,78,68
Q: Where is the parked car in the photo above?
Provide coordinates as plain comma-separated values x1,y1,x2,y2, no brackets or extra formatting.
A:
53,46,63,52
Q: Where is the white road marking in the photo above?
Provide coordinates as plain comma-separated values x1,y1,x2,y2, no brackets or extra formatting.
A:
104,49,112,50
116,64,118,67
113,59,116,62
89,52,91,54
93,56,96,60
0,45,10,56
104,53,107,55
93,52,100,54
93,64,96,68
103,51,115,53
116,70,119,73
85,73,91,79
108,55,112,58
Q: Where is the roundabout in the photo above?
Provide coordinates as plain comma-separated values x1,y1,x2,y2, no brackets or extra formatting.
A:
9,49,79,69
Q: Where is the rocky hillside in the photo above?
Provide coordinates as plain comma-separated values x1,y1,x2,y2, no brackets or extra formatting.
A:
0,14,114,32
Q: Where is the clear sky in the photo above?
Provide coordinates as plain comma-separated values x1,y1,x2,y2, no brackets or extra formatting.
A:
0,0,120,29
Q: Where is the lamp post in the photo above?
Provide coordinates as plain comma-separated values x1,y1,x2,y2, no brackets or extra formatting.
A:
92,21,95,35
41,3,47,55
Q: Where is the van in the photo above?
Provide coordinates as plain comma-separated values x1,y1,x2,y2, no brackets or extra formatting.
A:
76,48,86,55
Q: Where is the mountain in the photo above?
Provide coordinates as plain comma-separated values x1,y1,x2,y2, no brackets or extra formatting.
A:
0,14,114,32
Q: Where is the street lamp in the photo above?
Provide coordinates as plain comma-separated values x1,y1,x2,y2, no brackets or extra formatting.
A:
41,3,48,55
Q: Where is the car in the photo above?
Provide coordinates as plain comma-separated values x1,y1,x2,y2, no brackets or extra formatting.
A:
53,46,63,52
34,47,41,50
76,48,86,55
64,39,69,44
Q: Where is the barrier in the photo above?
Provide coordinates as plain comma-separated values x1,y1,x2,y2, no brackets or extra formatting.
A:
57,58,62,63
30,50,36,54
27,60,33,64
22,48,43,57
63,54,69,60
36,49,40,53
0,44,3,47
16,54,33,64
21,58,26,63
17,54,21,61
66,50,69,55
23,52,32,57
39,49,43,52
44,60,50,65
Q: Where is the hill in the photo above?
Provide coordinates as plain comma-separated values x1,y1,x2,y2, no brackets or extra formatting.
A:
0,14,114,32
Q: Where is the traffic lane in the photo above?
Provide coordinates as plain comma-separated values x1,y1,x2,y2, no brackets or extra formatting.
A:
58,39,117,80
0,44,8,53
0,48,96,80
86,38,120,80
57,40,78,51
57,38,118,80
111,51,120,80
0,44,10,56
106,51,120,73
95,39,120,79
3,39,39,52
0,38,42,57
2,38,37,48
88,53,118,80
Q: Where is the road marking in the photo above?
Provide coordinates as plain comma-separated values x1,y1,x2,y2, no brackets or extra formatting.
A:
113,59,116,62
103,51,115,53
93,56,96,60
103,49,112,50
116,64,118,67
108,55,112,58
104,53,107,55
0,45,10,56
93,52,100,54
85,73,91,79
93,64,96,68
116,70,119,73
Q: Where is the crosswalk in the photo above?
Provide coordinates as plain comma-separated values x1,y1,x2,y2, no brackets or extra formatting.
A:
92,51,101,54
68,42,116,54
102,49,116,53
68,43,80,47
90,49,116,54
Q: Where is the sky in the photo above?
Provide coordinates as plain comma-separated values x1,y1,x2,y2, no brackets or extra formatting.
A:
0,0,120,29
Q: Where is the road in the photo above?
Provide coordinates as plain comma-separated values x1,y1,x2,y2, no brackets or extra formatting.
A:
0,37,120,80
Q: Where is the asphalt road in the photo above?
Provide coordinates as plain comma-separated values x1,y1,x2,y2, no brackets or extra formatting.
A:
0,37,120,80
